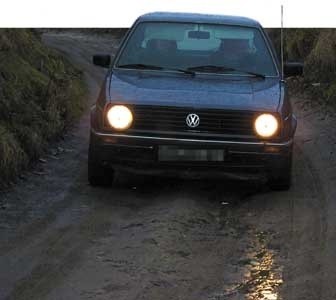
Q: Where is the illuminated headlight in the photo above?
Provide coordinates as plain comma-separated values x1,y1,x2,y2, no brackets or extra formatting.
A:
254,114,279,138
106,105,133,130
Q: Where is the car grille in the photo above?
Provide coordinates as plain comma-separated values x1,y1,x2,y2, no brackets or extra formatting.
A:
130,105,258,136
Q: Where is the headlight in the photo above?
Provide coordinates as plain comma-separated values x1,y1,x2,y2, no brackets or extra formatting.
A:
106,105,133,130
254,114,278,138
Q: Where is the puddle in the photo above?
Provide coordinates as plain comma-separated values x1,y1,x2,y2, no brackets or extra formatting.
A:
210,230,283,300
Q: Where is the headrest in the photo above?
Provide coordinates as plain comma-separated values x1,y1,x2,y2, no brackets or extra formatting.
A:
219,39,250,53
147,39,177,51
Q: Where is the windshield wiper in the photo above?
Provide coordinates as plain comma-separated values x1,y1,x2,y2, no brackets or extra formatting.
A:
118,63,163,70
117,63,195,76
235,69,266,79
187,65,235,73
187,65,266,79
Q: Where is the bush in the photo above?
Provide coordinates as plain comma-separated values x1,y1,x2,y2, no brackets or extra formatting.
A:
267,28,336,109
304,30,336,82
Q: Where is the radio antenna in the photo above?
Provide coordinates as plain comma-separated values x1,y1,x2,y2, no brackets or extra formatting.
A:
281,5,284,78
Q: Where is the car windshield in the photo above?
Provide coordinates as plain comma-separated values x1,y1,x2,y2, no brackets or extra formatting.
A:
116,21,278,76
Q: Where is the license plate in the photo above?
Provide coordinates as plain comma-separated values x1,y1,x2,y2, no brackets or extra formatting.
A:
158,146,225,162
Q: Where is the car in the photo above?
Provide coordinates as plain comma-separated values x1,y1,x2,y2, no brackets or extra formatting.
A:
89,12,303,190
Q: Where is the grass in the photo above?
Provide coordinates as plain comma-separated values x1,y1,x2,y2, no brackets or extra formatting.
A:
267,28,336,110
0,29,87,186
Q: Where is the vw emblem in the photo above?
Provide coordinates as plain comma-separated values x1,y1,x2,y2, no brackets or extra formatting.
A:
186,113,200,128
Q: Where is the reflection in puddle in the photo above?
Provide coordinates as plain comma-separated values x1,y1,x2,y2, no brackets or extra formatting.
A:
212,230,283,300
243,246,283,300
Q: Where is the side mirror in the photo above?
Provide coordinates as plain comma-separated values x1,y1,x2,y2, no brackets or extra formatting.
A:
284,62,304,77
93,54,111,68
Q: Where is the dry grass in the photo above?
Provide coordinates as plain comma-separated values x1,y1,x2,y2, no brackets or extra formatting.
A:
267,28,336,109
0,29,86,185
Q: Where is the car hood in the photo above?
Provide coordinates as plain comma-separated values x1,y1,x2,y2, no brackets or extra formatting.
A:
108,70,281,111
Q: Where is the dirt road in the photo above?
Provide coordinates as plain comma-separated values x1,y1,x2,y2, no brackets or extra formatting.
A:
0,32,336,300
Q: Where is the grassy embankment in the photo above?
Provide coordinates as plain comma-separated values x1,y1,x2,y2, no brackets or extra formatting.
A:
0,29,86,186
268,29,336,111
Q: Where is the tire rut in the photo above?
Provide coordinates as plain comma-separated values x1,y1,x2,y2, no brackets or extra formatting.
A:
5,194,122,300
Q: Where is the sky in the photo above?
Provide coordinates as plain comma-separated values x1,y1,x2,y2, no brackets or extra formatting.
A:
1,0,336,28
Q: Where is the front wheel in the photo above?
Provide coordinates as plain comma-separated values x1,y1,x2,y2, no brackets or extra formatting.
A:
88,144,114,187
268,153,292,191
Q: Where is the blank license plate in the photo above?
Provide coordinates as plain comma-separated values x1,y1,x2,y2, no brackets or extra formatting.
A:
158,146,225,162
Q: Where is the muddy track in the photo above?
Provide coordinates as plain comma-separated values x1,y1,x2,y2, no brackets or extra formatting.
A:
0,32,335,300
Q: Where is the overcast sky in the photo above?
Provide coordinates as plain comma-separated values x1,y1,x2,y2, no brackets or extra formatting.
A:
1,0,336,27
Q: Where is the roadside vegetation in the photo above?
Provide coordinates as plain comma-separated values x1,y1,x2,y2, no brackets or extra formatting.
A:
268,29,336,110
0,29,86,186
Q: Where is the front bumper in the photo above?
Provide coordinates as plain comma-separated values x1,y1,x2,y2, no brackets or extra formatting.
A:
90,129,293,178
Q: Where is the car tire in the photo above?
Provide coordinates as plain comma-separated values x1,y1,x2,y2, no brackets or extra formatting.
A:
268,152,292,191
88,144,114,187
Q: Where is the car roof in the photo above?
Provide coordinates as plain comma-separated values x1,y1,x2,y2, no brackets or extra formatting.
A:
136,12,261,28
